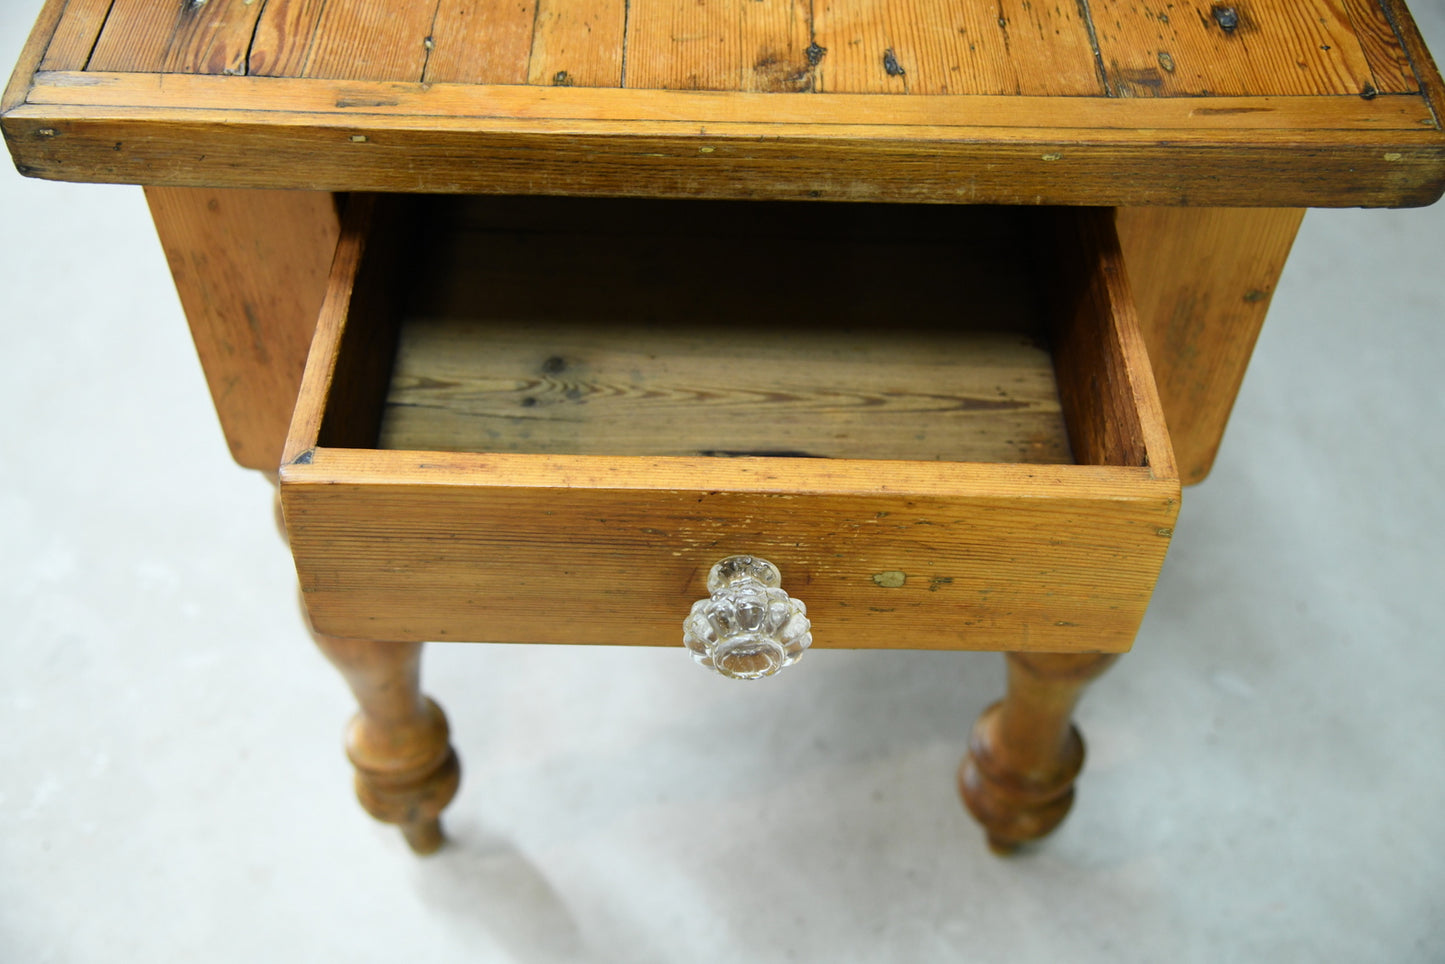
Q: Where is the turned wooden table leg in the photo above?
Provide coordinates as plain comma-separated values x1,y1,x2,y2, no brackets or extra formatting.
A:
273,477,460,852
308,630,461,854
959,652,1119,854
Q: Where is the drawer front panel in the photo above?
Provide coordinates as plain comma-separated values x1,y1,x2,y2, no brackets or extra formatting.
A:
284,455,1177,652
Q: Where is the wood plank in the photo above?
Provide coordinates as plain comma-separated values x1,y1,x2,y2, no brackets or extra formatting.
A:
1050,208,1175,477
1090,0,1379,96
246,0,327,78
89,0,265,75
283,457,1178,652
292,1,438,81
146,187,341,471
24,71,1437,131
812,0,1105,95
423,0,534,85
382,321,1070,463
10,94,1443,207
1379,0,1445,126
37,0,113,72
624,0,814,91
1341,0,1419,93
1115,206,1304,485
527,0,628,88
5,0,70,112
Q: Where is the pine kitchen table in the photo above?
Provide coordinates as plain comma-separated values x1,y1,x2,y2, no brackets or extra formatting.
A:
5,0,1443,855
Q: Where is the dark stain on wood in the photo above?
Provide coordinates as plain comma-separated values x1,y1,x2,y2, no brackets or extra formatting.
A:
753,51,812,92
1210,5,1240,32
697,449,825,458
1115,66,1165,94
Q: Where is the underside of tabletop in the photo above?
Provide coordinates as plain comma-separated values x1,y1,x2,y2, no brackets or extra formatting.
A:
4,0,1444,205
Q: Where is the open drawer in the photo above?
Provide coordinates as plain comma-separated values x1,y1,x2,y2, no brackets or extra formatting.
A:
280,195,1178,654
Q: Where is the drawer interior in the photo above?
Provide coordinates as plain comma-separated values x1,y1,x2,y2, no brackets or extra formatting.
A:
283,193,1176,652
312,195,1150,472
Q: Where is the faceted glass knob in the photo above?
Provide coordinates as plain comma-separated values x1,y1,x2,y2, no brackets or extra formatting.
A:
683,555,813,680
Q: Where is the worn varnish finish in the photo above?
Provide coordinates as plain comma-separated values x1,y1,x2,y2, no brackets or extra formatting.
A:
279,196,1178,653
1116,206,1305,484
35,0,110,73
4,0,1443,206
527,0,628,88
811,0,1106,95
88,0,266,75
960,652,1120,852
1091,0,1383,97
146,187,341,470
308,626,461,855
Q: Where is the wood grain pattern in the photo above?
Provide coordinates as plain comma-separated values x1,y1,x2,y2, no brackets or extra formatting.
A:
246,0,327,78
5,0,70,112
423,0,534,85
280,198,1177,652
812,0,1106,95
1115,206,1304,485
1091,0,1380,96
1380,0,1445,125
308,628,460,855
528,0,628,88
9,73,1443,206
290,1,436,81
382,324,1071,463
624,0,814,91
379,197,1070,463
27,70,1436,128
146,186,341,471
1342,0,1420,92
36,0,113,73
88,0,265,75
960,652,1120,852
1050,208,1175,474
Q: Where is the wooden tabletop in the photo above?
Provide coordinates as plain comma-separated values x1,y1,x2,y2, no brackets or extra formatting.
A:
4,0,1444,206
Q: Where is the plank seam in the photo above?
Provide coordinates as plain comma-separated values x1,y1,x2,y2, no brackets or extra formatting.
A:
1374,0,1441,128
524,0,542,85
620,0,631,88
420,0,443,83
80,0,120,72
241,0,272,78
1073,0,1112,97
300,0,332,78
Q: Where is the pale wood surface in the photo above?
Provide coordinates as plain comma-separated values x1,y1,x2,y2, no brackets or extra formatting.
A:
959,652,1120,852
35,0,109,73
4,0,1443,205
87,0,266,75
280,197,1178,653
1116,207,1305,485
308,627,460,855
145,186,341,471
379,196,1071,464
2,0,65,112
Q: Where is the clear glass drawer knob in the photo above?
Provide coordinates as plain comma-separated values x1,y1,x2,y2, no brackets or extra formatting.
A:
683,555,813,680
